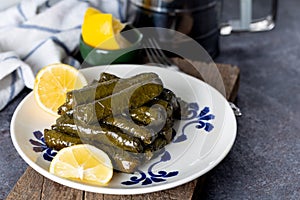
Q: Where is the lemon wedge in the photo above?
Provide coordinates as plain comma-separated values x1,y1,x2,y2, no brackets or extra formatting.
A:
49,144,113,185
33,63,87,116
81,7,127,49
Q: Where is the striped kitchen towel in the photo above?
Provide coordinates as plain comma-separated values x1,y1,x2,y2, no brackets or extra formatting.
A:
0,0,107,111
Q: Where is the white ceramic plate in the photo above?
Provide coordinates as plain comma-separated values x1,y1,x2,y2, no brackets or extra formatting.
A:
10,64,237,195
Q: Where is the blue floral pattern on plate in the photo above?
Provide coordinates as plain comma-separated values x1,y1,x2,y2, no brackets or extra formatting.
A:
174,104,215,143
121,150,178,186
29,131,57,161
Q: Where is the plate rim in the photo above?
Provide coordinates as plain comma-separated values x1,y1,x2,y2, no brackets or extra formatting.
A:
10,64,237,195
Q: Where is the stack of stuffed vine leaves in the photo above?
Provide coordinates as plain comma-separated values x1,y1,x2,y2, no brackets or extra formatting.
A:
44,72,184,173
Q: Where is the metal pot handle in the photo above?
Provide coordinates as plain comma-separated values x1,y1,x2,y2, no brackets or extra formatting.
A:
220,0,278,35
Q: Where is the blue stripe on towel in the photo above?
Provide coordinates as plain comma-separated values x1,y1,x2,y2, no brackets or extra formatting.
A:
117,0,125,22
46,0,63,8
23,36,72,61
18,68,25,83
1,56,18,62
69,57,76,67
22,40,47,60
17,3,27,21
8,70,17,102
18,24,61,34
18,24,82,34
45,0,51,8
52,36,71,55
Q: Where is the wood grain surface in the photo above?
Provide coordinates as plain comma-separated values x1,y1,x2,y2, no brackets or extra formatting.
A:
7,59,239,200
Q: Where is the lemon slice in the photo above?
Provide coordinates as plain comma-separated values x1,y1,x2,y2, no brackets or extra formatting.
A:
33,63,87,116
82,7,126,49
112,17,126,34
49,144,113,185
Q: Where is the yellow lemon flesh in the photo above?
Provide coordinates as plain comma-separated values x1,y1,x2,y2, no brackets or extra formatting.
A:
33,63,87,116
82,7,126,49
49,144,113,185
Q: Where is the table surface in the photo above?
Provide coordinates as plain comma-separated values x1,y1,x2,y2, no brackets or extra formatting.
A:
1,0,300,199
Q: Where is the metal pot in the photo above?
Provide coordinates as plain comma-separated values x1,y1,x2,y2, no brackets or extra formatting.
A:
127,0,278,58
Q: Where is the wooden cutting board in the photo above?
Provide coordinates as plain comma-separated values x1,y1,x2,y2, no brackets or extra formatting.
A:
7,59,240,200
